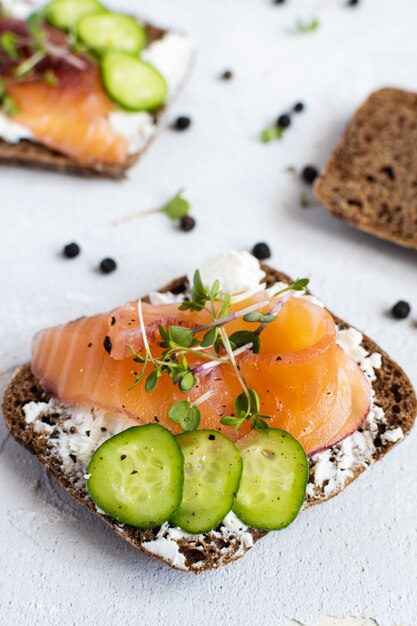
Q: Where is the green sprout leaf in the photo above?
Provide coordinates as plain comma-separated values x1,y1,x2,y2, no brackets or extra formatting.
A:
26,12,47,40
209,279,220,300
191,269,209,303
179,371,197,393
200,326,218,348
252,415,271,432
243,311,277,324
234,389,260,419
179,270,212,312
300,191,314,208
229,330,257,351
161,189,190,220
221,389,269,433
296,18,320,33
2,94,19,116
261,125,284,144
220,416,246,432
168,326,196,347
234,392,249,419
291,277,310,291
43,70,58,86
145,369,160,392
218,293,231,318
273,277,309,298
168,401,201,431
0,32,19,60
248,389,261,414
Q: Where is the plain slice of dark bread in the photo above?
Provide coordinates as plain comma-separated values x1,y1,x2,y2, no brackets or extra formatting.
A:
314,88,417,250
2,264,416,573
0,24,189,179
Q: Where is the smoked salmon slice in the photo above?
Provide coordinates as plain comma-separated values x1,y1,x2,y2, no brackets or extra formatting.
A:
0,18,129,166
31,294,371,456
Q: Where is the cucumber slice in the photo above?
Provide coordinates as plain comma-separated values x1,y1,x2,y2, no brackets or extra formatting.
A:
87,425,184,529
234,429,308,531
101,51,167,111
171,430,242,534
45,0,106,32
78,13,146,56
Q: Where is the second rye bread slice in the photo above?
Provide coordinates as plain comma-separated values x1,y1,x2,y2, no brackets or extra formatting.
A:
314,88,417,250
2,264,416,573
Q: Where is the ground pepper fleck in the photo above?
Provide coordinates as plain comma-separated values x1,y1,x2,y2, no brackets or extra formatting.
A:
103,336,112,354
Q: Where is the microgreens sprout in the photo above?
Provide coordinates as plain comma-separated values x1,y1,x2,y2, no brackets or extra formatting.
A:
273,277,310,298
129,272,310,433
113,189,191,226
0,32,20,60
0,78,18,115
260,125,284,144
296,18,320,33
168,390,215,432
220,389,272,433
0,12,87,89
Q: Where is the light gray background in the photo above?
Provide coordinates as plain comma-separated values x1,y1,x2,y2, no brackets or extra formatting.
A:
0,0,416,624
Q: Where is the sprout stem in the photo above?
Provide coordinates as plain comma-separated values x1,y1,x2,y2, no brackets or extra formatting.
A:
220,327,250,401
137,300,155,365
194,299,269,333
191,390,215,408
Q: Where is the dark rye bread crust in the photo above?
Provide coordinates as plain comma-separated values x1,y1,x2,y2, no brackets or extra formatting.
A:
314,88,417,250
0,25,183,179
2,264,416,573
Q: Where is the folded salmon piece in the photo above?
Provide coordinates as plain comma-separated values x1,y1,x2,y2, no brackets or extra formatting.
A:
31,294,371,456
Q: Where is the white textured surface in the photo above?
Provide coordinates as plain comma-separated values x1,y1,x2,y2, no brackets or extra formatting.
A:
0,0,416,624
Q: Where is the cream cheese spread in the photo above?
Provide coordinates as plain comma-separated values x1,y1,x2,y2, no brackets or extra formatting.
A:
22,251,400,570
0,113,34,143
196,250,267,294
2,0,34,19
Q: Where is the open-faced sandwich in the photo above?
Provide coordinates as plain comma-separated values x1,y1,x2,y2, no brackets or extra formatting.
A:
3,251,416,573
0,0,193,177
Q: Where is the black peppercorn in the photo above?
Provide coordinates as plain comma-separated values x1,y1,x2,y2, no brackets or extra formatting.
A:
277,114,291,129
63,242,80,259
301,165,319,185
252,242,271,261
221,70,233,80
100,258,117,274
391,301,411,320
173,116,192,131
347,0,359,5
180,215,196,232
293,102,305,113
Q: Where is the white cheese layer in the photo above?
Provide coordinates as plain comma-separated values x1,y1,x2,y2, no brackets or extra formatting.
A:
2,0,33,19
142,32,194,95
193,250,267,294
0,114,34,143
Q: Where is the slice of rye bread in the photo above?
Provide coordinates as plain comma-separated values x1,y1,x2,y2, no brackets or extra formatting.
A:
0,25,191,179
2,264,416,573
314,88,417,250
